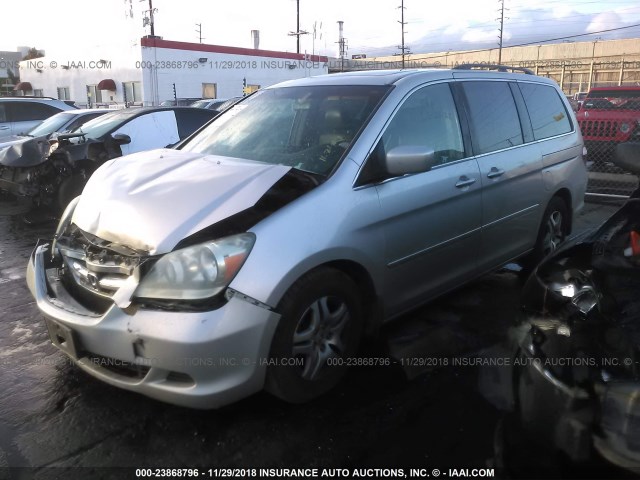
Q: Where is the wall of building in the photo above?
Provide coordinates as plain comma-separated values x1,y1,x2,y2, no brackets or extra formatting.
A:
356,38,640,94
140,38,328,105
17,49,143,107
17,38,328,107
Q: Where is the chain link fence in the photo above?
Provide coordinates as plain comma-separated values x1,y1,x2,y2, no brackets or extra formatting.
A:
574,89,640,200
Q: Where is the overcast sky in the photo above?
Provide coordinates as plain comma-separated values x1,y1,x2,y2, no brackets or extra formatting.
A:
2,0,639,58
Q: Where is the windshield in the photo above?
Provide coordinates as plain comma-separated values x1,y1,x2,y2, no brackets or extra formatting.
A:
69,110,137,140
27,112,76,137
584,90,640,111
181,85,390,176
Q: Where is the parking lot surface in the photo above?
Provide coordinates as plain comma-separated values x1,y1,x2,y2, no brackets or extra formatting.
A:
0,199,620,479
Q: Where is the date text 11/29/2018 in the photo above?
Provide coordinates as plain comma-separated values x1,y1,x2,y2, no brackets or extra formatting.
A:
134,60,325,70
135,467,495,478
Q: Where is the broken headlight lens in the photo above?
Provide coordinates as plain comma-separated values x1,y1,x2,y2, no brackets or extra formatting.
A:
51,195,80,258
134,233,255,300
548,268,599,315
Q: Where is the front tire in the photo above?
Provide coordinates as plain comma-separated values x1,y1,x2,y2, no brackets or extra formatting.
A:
56,174,87,212
265,267,363,403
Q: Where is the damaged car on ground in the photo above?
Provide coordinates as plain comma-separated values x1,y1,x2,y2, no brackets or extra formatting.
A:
27,67,587,408
0,106,216,211
0,108,107,207
502,143,640,476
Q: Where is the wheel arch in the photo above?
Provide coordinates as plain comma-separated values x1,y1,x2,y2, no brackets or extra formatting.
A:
278,259,383,338
323,259,383,337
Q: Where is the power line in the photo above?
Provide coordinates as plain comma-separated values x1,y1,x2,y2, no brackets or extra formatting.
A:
396,22,640,63
499,22,640,47
343,12,640,53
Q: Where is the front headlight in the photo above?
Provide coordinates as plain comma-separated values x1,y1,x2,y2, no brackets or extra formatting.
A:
48,139,59,157
133,233,255,300
51,195,80,258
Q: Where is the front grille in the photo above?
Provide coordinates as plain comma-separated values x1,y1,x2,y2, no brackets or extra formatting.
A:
62,252,132,298
579,120,619,139
56,226,146,311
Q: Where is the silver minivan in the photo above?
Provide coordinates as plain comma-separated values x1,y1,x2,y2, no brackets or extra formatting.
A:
27,68,588,408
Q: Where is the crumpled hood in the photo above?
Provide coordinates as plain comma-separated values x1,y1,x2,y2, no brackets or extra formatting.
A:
0,135,51,167
72,148,291,254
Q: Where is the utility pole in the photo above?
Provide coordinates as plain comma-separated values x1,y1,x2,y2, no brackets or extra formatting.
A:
497,0,505,64
195,23,203,43
141,0,157,37
149,0,155,36
288,0,309,54
312,21,322,57
337,21,347,72
296,0,300,53
396,0,409,68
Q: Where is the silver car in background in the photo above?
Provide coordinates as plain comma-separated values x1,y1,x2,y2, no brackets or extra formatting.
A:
27,68,587,408
0,97,76,140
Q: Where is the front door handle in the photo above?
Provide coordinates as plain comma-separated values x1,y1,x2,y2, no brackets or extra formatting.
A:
455,176,476,188
0,126,9,130
487,167,506,179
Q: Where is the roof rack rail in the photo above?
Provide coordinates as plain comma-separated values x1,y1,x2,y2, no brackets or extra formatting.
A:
453,63,534,75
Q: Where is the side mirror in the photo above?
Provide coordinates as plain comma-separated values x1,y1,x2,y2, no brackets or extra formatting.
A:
384,145,435,176
112,133,131,145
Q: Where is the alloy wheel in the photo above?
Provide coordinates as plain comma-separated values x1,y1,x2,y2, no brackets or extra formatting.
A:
291,295,349,381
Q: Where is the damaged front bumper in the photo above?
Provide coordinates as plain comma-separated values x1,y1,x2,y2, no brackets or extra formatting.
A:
0,166,41,197
27,242,281,409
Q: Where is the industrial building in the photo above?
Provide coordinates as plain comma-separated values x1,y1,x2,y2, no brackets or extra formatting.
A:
345,37,640,94
16,35,328,107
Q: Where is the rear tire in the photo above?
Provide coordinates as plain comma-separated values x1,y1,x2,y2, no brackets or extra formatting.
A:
520,197,569,275
265,267,363,403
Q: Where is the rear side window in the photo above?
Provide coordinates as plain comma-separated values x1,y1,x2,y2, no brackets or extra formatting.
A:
8,102,61,122
462,81,523,155
518,83,572,140
0,104,6,122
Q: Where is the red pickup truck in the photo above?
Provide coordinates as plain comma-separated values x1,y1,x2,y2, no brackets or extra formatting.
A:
576,86,640,163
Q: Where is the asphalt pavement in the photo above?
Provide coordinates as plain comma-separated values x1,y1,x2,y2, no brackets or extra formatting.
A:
0,198,622,479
